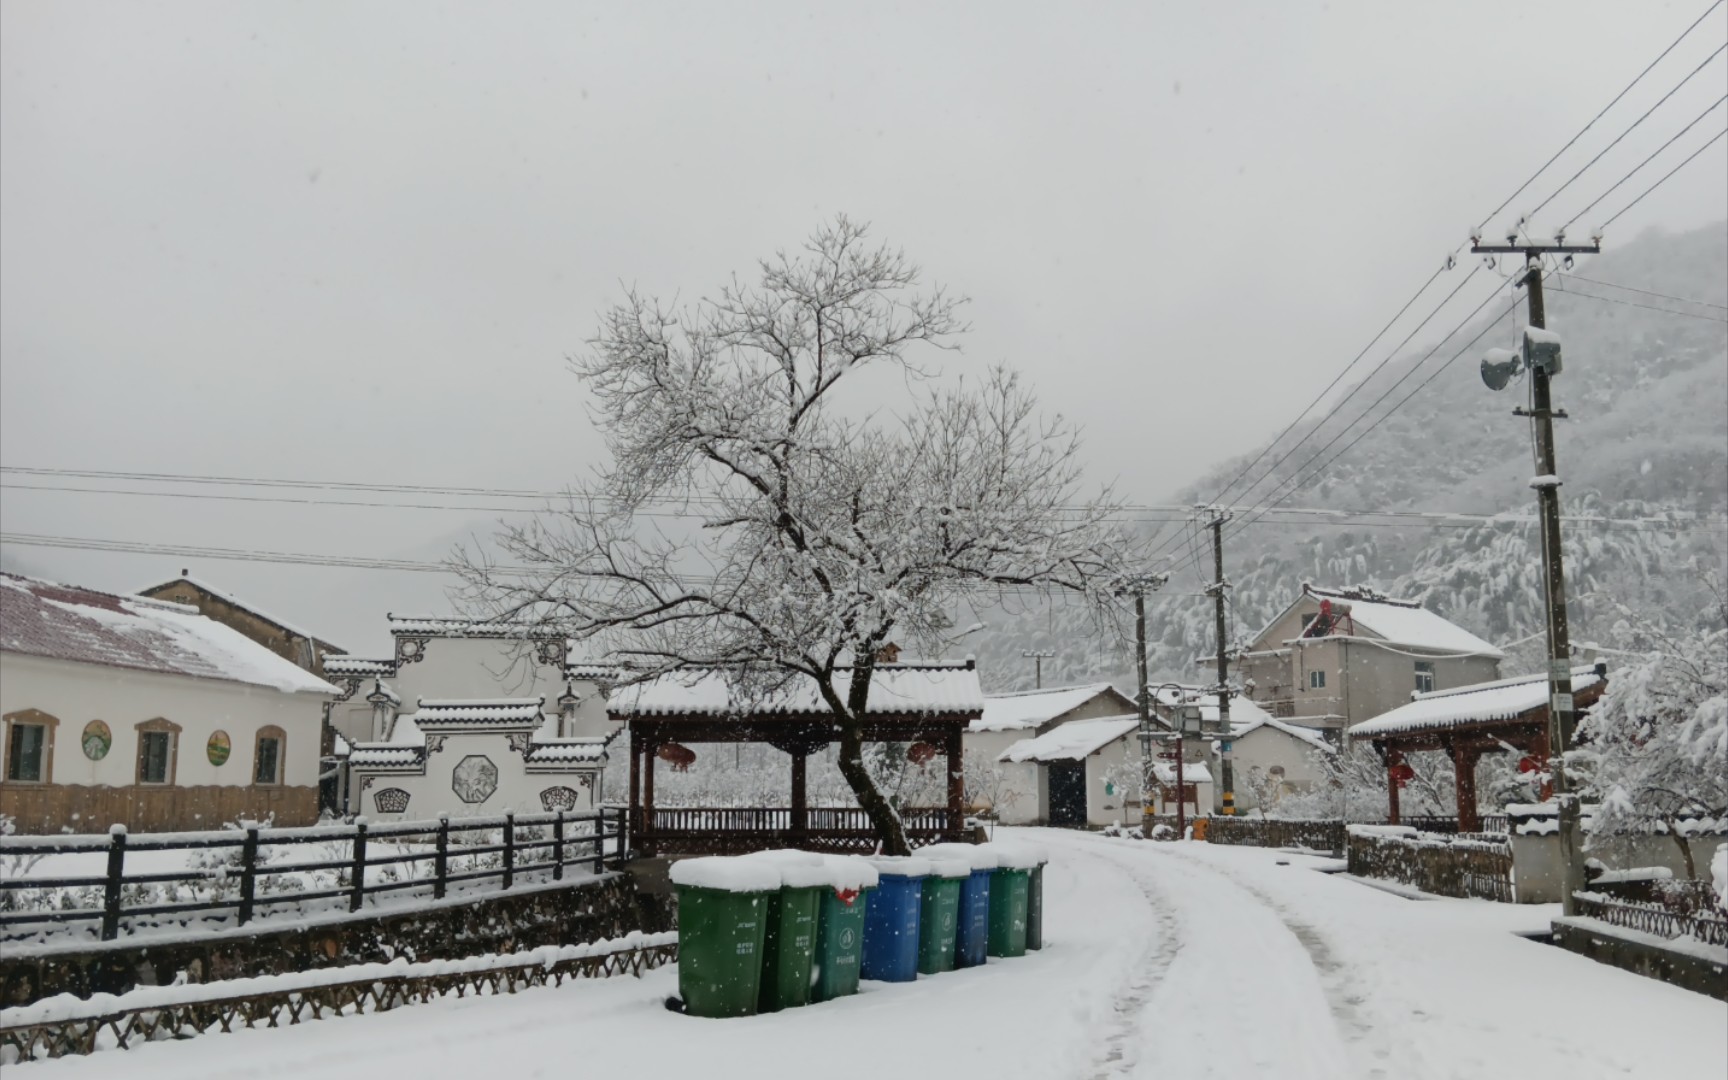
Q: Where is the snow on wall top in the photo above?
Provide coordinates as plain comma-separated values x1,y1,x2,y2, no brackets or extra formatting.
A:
970,682,1126,732
388,615,562,639
609,663,984,718
1291,585,1504,658
524,739,608,765
138,574,343,651
999,714,1141,763
325,656,395,677
407,698,548,726
1225,710,1336,755
0,573,339,696
1348,665,1605,740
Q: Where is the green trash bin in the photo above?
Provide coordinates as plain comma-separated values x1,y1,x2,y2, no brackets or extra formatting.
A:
1026,861,1046,950
986,850,1032,960
811,855,877,1003
917,858,967,975
669,856,782,1018
747,851,828,1013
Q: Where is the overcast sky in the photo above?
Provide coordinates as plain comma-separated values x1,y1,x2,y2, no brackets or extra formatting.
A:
3,0,1724,652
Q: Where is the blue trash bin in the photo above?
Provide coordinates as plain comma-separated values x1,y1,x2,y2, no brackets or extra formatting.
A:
919,843,999,968
860,856,929,982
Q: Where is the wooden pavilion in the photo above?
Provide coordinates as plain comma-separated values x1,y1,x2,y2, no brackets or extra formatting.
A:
609,661,983,855
1348,663,1608,832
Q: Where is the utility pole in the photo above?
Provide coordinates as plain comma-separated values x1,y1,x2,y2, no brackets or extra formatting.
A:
1204,507,1236,816
1121,574,1168,836
1472,231,1599,918
1021,650,1056,690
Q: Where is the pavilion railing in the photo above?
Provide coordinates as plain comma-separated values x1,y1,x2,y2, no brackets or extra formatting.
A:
636,806,955,854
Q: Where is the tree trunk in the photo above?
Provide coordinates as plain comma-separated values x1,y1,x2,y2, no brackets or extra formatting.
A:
834,716,910,854
1666,817,1697,881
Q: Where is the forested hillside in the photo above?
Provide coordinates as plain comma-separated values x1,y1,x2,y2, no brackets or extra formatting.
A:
970,223,1728,691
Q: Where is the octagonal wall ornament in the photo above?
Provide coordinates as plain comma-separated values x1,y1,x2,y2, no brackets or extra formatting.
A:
452,754,499,804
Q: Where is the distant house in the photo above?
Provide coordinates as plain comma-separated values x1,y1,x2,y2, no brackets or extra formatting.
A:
966,683,1138,824
1235,584,1504,734
138,571,346,676
1204,699,1336,816
998,714,1148,828
323,616,615,821
0,574,338,834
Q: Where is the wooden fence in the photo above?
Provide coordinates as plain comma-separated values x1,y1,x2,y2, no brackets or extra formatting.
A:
0,932,677,1063
637,805,955,854
1345,827,1514,902
1571,891,1728,949
0,807,626,944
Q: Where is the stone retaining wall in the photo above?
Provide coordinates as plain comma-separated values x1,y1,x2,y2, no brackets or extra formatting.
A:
2,869,671,1008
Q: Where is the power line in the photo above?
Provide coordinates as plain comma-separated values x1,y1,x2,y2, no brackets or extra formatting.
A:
1601,126,1728,230
1551,284,1728,323
1561,93,1727,232
1557,274,1727,310
1526,41,1728,223
1476,0,1726,232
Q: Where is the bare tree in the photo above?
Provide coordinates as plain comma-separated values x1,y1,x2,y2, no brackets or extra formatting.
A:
456,217,1136,854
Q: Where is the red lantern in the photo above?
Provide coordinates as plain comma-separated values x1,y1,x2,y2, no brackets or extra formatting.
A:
656,742,696,772
1517,755,1541,774
1389,761,1415,787
907,741,938,766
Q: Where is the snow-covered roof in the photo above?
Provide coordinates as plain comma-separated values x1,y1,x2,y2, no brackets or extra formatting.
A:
1348,665,1606,740
567,662,624,682
407,698,547,727
346,744,425,770
1225,709,1336,755
971,682,1128,732
1152,760,1213,785
0,573,339,696
138,573,343,650
325,656,395,678
388,615,562,639
609,663,984,718
999,715,1141,763
1288,585,1504,658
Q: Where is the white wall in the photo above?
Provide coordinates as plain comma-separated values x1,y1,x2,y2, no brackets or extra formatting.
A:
349,729,599,822
391,638,613,736
962,728,1041,824
1218,728,1333,814
1083,735,1148,828
0,652,327,788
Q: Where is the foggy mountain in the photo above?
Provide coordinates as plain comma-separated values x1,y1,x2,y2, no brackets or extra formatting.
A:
966,222,1728,692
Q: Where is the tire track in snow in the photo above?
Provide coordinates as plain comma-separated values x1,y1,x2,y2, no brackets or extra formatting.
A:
1055,841,1186,1080
1153,849,1431,1080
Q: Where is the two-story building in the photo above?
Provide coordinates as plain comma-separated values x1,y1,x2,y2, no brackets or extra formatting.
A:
1235,584,1504,735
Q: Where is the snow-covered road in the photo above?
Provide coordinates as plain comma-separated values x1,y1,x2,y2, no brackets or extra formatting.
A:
22,830,1726,1080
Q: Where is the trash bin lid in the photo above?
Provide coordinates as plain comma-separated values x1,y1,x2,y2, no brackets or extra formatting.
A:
981,842,1045,870
668,855,784,893
862,855,933,879
820,854,880,891
739,849,832,888
918,842,1001,870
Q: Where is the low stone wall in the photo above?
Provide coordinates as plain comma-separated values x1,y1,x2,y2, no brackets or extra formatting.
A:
1206,817,1344,855
1,871,666,1009
1346,825,1514,902
1552,916,1727,1001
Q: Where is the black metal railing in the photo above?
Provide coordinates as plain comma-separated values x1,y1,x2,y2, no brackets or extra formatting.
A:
0,807,627,944
1571,890,1728,949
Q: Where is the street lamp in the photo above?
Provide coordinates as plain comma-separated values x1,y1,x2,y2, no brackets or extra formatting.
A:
1142,682,1204,840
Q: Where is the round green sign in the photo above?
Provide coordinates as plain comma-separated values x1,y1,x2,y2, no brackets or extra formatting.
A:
81,720,112,761
207,730,232,767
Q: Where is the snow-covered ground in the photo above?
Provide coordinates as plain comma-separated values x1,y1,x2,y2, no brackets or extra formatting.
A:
17,829,1725,1080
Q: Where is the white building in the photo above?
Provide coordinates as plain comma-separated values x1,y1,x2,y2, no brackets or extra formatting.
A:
325,616,613,821
999,714,1150,828
965,683,1137,824
0,573,339,833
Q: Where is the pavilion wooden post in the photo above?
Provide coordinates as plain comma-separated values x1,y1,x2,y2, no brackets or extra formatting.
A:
790,749,809,846
945,727,964,840
627,725,641,841
1451,744,1482,833
1385,751,1402,825
641,733,657,857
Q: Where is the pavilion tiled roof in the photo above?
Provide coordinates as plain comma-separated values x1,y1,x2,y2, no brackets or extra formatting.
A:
1348,665,1606,740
